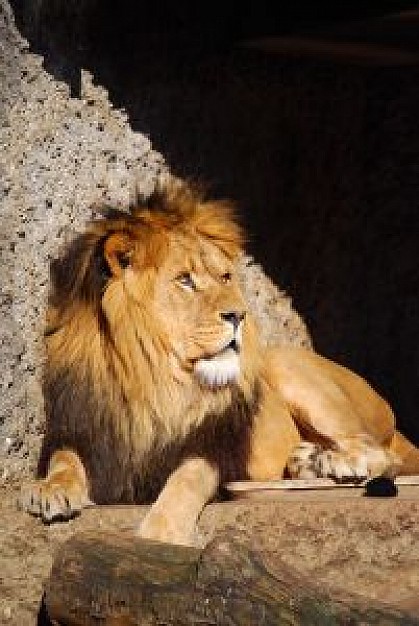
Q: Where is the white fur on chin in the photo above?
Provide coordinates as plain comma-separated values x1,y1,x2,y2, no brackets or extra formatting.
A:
194,349,240,387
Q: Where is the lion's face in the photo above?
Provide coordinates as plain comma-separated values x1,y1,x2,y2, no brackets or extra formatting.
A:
61,184,256,392
151,233,247,387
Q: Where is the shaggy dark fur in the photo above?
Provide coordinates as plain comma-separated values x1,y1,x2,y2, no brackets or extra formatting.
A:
39,363,260,504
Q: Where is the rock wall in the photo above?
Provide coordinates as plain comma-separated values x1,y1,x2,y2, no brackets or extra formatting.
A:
0,0,311,482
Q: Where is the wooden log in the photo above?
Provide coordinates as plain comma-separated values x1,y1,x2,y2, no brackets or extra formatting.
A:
44,530,419,626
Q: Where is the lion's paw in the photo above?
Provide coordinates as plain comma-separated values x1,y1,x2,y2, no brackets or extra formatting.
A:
310,447,369,482
287,439,398,483
19,477,90,523
286,441,328,479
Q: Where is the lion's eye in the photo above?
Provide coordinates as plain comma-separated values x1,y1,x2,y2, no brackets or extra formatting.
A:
177,272,196,291
221,272,232,284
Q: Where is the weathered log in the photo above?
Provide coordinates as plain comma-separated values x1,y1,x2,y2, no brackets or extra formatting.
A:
44,530,419,626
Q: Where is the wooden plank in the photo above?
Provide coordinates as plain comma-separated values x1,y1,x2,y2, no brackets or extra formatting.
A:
44,531,419,625
228,475,419,491
227,485,419,502
226,475,419,501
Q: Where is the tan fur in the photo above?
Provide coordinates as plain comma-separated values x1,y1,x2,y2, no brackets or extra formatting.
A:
21,182,419,545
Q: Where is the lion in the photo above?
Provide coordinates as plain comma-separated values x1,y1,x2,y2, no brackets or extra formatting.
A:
21,182,419,545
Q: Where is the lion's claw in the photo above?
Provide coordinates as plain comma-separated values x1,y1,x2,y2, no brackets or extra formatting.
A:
19,478,89,522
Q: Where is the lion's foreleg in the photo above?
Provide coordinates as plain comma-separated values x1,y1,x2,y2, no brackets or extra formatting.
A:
20,450,91,522
138,457,219,546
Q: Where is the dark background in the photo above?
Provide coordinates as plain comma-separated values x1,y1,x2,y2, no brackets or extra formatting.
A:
11,1,419,443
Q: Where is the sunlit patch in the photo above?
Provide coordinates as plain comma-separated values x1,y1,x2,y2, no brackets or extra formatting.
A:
194,348,241,387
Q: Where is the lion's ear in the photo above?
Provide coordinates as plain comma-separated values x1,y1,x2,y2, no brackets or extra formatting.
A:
103,232,134,277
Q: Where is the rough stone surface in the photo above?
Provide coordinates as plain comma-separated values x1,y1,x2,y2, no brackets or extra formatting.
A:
1,487,419,624
0,0,165,481
0,0,311,483
237,255,311,349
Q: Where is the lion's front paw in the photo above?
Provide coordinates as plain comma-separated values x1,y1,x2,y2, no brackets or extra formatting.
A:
19,477,90,523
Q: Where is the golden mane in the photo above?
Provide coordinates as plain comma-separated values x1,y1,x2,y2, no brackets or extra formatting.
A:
40,183,259,505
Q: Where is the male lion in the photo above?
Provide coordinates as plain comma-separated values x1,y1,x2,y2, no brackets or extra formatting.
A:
22,183,419,545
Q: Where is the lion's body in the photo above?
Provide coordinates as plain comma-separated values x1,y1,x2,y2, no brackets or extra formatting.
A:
23,183,419,545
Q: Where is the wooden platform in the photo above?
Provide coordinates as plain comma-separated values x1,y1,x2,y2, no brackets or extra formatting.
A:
226,475,419,501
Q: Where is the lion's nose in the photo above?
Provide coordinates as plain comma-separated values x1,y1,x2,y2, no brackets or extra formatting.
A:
221,310,246,331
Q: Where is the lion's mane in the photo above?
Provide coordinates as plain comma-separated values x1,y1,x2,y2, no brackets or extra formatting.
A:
39,185,262,504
